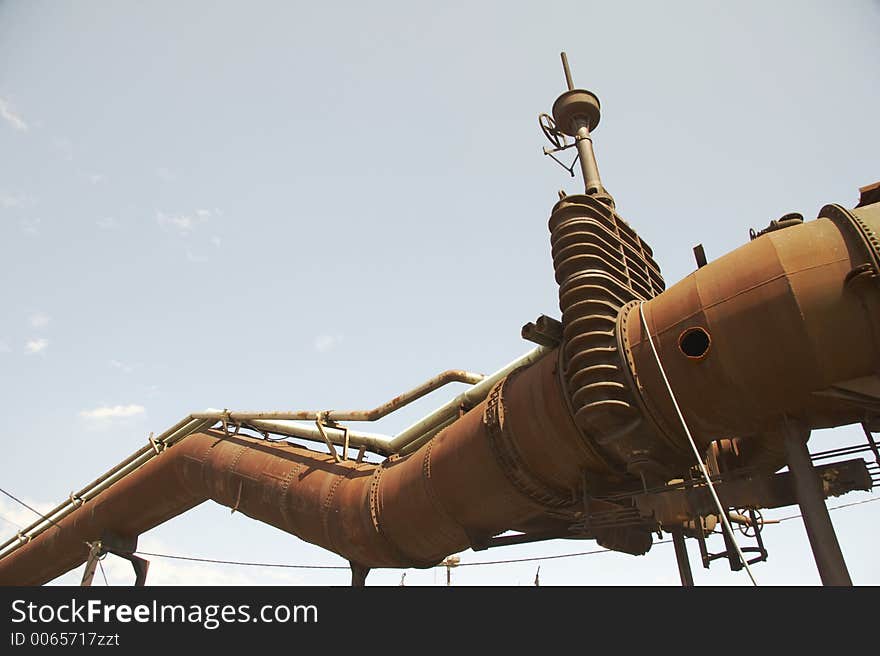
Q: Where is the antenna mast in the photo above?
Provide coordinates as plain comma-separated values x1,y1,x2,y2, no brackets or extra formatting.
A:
540,52,613,206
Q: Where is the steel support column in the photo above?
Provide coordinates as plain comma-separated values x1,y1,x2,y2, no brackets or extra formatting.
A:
671,529,694,587
783,424,852,586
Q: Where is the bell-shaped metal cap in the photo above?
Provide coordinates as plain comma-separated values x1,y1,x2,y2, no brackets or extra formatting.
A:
551,89,601,137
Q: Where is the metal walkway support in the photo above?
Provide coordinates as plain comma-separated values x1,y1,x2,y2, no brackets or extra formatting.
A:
783,424,852,586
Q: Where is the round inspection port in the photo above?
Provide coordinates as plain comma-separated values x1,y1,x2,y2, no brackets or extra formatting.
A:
678,327,711,359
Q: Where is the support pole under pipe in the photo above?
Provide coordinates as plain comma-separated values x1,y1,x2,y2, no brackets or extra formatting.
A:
671,529,694,587
350,561,370,587
782,424,852,586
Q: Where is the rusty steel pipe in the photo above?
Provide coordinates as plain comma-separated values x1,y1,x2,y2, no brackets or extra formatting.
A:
2,199,878,584
242,419,395,456
0,352,542,564
0,349,625,585
4,57,878,586
0,417,215,559
193,349,545,458
621,201,880,473
190,369,486,424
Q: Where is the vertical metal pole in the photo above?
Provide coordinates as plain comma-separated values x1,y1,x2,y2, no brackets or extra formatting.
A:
783,424,852,586
560,52,575,91
574,124,605,195
720,521,743,572
558,51,605,197
862,423,880,468
671,529,694,587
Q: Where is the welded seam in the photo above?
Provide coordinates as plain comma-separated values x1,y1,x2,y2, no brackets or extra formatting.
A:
419,439,468,544
483,375,574,510
821,204,880,274
227,444,248,496
368,464,431,567
278,463,304,529
320,472,346,552
616,301,686,457
188,435,227,499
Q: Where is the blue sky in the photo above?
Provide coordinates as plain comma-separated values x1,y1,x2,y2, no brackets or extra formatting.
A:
1,1,878,585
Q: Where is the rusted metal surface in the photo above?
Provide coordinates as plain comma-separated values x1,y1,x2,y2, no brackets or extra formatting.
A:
0,349,627,585
521,314,563,348
622,201,880,472
857,180,880,208
0,417,216,560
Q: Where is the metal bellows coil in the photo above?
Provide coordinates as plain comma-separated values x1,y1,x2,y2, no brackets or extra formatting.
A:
548,194,665,457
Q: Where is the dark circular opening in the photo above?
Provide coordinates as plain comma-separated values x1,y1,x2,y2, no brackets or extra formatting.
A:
679,327,711,359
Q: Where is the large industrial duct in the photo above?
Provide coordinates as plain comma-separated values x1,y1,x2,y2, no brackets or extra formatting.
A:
1,55,878,586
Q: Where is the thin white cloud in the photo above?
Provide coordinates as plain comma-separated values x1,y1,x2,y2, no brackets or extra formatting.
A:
29,312,50,329
20,218,41,235
24,338,48,354
0,191,26,208
0,97,28,132
314,334,343,353
156,167,176,182
157,211,195,234
109,359,133,374
0,340,10,353
211,235,222,248
87,173,106,184
96,216,117,230
79,404,145,420
52,137,73,161
156,209,213,237
185,250,208,263
0,497,54,534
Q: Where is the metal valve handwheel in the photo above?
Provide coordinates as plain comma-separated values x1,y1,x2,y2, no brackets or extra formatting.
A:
539,113,566,149
737,508,764,537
